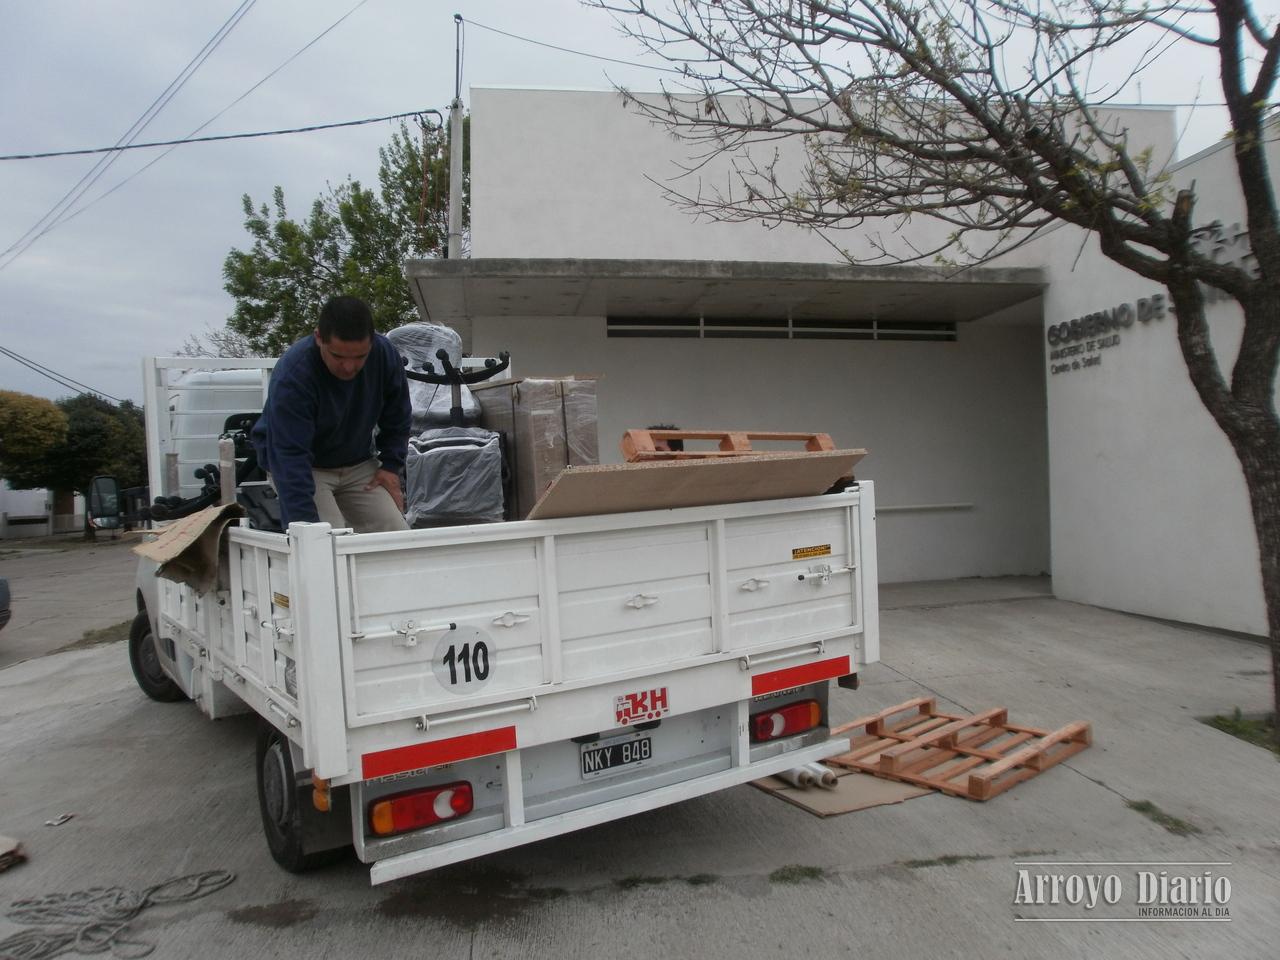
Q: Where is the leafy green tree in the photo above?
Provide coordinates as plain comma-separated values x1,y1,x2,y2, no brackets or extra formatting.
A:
0,390,67,489
218,118,468,355
8,395,146,539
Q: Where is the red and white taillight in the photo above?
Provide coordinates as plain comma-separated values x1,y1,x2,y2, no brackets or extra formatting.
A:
368,781,474,837
750,699,822,742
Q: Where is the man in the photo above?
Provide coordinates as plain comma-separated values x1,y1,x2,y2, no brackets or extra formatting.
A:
647,423,684,453
251,295,412,533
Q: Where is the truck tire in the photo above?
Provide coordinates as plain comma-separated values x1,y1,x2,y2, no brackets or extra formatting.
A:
256,722,350,872
128,611,185,702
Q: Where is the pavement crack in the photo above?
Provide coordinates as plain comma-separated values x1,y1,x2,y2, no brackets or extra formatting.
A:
877,660,973,713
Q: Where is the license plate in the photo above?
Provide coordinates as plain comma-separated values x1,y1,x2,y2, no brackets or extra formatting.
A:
580,732,653,780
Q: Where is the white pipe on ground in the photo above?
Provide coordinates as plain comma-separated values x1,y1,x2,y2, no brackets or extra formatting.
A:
802,762,839,789
776,767,816,790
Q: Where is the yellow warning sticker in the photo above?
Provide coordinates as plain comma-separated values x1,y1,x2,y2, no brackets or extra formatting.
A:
791,544,832,561
272,592,291,609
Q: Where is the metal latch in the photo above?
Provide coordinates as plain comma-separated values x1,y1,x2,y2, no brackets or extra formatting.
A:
797,564,855,585
260,615,294,644
393,620,455,648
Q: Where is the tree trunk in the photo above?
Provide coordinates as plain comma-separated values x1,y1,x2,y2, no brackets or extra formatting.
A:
1232,433,1280,742
1169,282,1280,740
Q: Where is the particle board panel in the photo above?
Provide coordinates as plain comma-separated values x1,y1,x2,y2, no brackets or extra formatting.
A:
526,450,867,521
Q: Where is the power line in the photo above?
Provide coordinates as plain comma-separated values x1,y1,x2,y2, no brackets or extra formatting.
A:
0,1,258,273
462,16,683,74
0,0,374,263
0,345,123,403
0,109,441,161
462,18,1246,108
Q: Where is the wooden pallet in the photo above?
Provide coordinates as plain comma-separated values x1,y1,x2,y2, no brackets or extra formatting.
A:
622,428,836,461
826,697,1091,801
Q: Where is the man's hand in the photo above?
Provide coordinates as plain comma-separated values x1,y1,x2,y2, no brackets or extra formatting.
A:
365,468,405,512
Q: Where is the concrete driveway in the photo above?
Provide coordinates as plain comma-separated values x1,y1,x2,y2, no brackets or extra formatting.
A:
0,534,138,669
0,567,1276,959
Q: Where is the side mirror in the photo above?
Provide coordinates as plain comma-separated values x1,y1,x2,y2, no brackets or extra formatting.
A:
89,475,122,529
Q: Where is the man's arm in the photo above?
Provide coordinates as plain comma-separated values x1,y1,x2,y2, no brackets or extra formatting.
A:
366,344,413,513
374,346,412,475
264,375,321,525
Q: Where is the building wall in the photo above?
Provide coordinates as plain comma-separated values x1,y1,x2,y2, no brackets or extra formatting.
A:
1015,132,1278,636
465,87,1200,588
0,483,82,538
472,314,1050,583
467,85,1275,632
471,86,1176,265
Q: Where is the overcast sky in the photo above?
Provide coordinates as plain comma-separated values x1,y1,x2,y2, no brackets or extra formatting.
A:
0,0,1235,405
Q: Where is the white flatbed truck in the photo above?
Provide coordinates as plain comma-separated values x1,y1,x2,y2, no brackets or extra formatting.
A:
130,357,879,885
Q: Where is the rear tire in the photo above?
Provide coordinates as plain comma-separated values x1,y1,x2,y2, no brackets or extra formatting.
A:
128,611,185,702
255,722,349,872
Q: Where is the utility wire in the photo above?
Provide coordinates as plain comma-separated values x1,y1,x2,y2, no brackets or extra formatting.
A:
462,16,684,74
0,1,258,272
0,349,87,397
0,344,123,403
0,109,439,161
458,17,1239,104
0,0,374,262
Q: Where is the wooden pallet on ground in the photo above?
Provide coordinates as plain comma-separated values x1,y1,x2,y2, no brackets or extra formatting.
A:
622,428,836,461
826,697,1091,801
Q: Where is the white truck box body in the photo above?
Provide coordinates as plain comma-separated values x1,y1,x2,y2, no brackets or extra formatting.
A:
138,358,880,884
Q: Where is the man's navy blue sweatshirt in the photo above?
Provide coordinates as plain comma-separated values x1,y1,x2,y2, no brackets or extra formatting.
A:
251,334,411,527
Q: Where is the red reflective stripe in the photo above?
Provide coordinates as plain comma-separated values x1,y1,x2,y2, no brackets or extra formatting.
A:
361,726,517,779
751,655,851,696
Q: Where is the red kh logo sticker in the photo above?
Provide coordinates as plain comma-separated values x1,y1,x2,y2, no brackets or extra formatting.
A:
615,687,670,725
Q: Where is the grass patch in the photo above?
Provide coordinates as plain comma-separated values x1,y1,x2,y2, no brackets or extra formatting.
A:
684,874,718,886
615,876,667,890
901,854,995,869
1202,709,1280,758
1126,800,1201,836
57,618,132,652
769,864,826,884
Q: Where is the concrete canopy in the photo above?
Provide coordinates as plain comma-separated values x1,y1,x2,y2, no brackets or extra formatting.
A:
403,259,1045,343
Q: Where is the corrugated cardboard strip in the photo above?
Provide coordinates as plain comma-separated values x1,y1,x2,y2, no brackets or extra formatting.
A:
132,502,245,594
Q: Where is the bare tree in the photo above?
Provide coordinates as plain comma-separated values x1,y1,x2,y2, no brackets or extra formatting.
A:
176,324,261,359
594,0,1280,732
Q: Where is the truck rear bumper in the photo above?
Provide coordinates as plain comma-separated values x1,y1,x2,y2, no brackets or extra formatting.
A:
368,735,850,885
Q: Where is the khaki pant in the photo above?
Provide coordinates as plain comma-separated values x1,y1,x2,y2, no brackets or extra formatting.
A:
310,458,408,533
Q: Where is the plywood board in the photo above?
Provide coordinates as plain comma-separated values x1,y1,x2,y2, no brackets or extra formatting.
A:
525,450,867,520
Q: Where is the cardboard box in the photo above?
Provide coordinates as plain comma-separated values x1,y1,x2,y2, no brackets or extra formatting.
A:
472,377,600,519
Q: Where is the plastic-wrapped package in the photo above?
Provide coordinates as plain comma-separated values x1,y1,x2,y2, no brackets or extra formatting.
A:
404,427,505,527
471,377,599,519
386,322,481,430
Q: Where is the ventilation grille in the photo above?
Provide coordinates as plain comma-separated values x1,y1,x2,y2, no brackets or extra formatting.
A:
606,317,957,341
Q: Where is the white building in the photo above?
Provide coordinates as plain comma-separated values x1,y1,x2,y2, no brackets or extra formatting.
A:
406,87,1274,637
0,481,82,539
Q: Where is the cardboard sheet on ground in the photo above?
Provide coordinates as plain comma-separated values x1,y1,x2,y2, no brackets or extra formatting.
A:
526,450,866,520
751,768,933,817
132,502,245,594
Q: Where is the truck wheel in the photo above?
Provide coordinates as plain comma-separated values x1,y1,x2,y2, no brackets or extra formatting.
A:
128,612,185,702
256,723,349,872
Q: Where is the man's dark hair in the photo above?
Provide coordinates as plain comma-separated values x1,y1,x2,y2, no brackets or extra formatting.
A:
647,423,684,452
317,295,375,342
